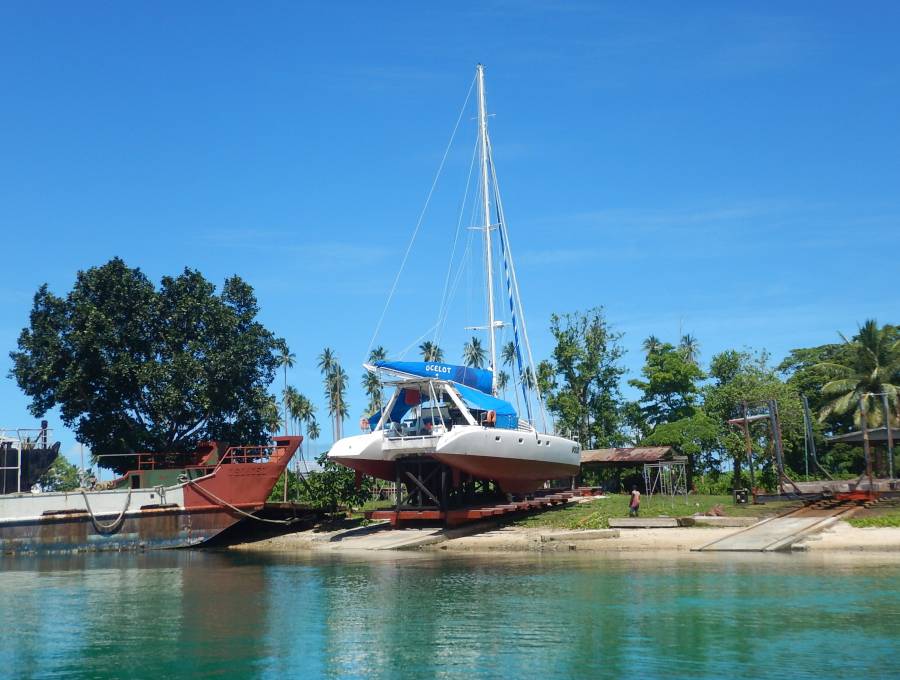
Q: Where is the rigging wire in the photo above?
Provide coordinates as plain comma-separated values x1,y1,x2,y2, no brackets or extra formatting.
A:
486,134,549,431
366,75,476,357
433,128,480,345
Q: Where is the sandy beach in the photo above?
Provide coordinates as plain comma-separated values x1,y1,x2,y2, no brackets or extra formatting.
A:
230,520,900,554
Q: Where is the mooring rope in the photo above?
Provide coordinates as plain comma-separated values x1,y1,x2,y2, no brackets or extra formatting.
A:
80,488,132,533
186,478,298,525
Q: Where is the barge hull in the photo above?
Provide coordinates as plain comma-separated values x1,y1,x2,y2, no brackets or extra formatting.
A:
0,505,251,555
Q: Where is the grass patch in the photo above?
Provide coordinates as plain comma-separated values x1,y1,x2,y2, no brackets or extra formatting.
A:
848,505,900,528
514,494,800,530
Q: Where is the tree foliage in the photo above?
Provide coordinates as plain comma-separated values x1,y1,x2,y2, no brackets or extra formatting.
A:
38,456,81,491
541,308,626,448
629,342,705,427
10,258,281,472
462,336,487,368
814,320,899,427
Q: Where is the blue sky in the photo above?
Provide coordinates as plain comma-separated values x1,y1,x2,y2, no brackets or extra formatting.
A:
1,2,898,467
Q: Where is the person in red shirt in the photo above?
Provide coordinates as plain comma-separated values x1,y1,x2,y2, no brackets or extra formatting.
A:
629,486,641,517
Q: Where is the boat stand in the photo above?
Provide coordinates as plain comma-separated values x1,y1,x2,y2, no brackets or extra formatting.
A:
370,456,591,527
393,456,503,512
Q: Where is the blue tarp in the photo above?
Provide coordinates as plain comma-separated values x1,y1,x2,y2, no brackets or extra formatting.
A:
373,361,493,395
453,383,519,429
367,383,519,431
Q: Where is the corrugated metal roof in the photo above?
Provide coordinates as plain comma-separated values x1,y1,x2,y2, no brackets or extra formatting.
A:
826,427,896,444
580,446,678,464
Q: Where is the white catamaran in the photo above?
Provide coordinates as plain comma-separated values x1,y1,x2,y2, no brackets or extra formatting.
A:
328,64,580,495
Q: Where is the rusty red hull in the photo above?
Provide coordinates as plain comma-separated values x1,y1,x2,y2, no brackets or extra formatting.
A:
0,505,245,554
0,436,300,555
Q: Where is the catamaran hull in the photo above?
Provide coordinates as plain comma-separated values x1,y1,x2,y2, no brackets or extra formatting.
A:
329,428,580,494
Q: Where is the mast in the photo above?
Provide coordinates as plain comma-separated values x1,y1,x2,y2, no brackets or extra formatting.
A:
477,63,498,394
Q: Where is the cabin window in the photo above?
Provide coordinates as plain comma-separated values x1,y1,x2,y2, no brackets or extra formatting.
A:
495,435,501,442
518,438,524,444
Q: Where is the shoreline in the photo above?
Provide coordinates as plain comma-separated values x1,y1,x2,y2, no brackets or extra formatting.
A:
230,520,900,554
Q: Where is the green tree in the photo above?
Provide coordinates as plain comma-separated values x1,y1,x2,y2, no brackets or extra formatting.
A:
419,341,444,362
462,336,487,368
276,343,296,435
362,346,388,413
814,320,899,428
297,451,373,512
496,370,509,398
629,342,705,427
642,335,662,355
38,456,81,491
704,350,804,489
326,365,349,440
318,347,349,440
679,333,701,366
541,308,626,448
10,258,281,473
642,411,720,488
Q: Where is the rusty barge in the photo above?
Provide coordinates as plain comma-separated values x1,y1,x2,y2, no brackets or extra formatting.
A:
0,429,299,555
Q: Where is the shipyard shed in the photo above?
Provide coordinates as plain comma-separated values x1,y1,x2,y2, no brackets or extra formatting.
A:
579,446,685,492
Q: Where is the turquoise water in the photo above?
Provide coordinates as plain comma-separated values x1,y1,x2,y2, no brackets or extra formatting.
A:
1,549,898,679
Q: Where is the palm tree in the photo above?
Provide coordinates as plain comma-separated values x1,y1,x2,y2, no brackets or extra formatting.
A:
419,341,444,362
501,341,516,367
816,320,900,427
317,347,337,377
306,417,321,442
521,366,536,391
306,417,321,467
288,391,314,442
362,371,383,414
496,370,510,398
642,335,662,355
277,343,296,434
283,385,300,435
261,398,281,437
327,365,350,440
363,347,388,413
679,334,700,366
463,336,487,368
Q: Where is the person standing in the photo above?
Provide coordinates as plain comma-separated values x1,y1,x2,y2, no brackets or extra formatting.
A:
629,486,641,517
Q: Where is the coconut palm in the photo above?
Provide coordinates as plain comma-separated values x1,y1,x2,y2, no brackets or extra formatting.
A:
501,341,516,371
521,366,536,391
816,319,900,427
327,365,350,440
679,334,701,366
288,391,314,442
317,347,337,377
277,343,296,434
363,347,388,413
261,398,281,437
496,370,510,398
463,336,487,368
306,417,320,442
642,335,662,355
362,371,383,414
419,341,444,362
283,385,300,435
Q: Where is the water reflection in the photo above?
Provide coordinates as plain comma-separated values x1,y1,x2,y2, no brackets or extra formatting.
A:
1,551,898,679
